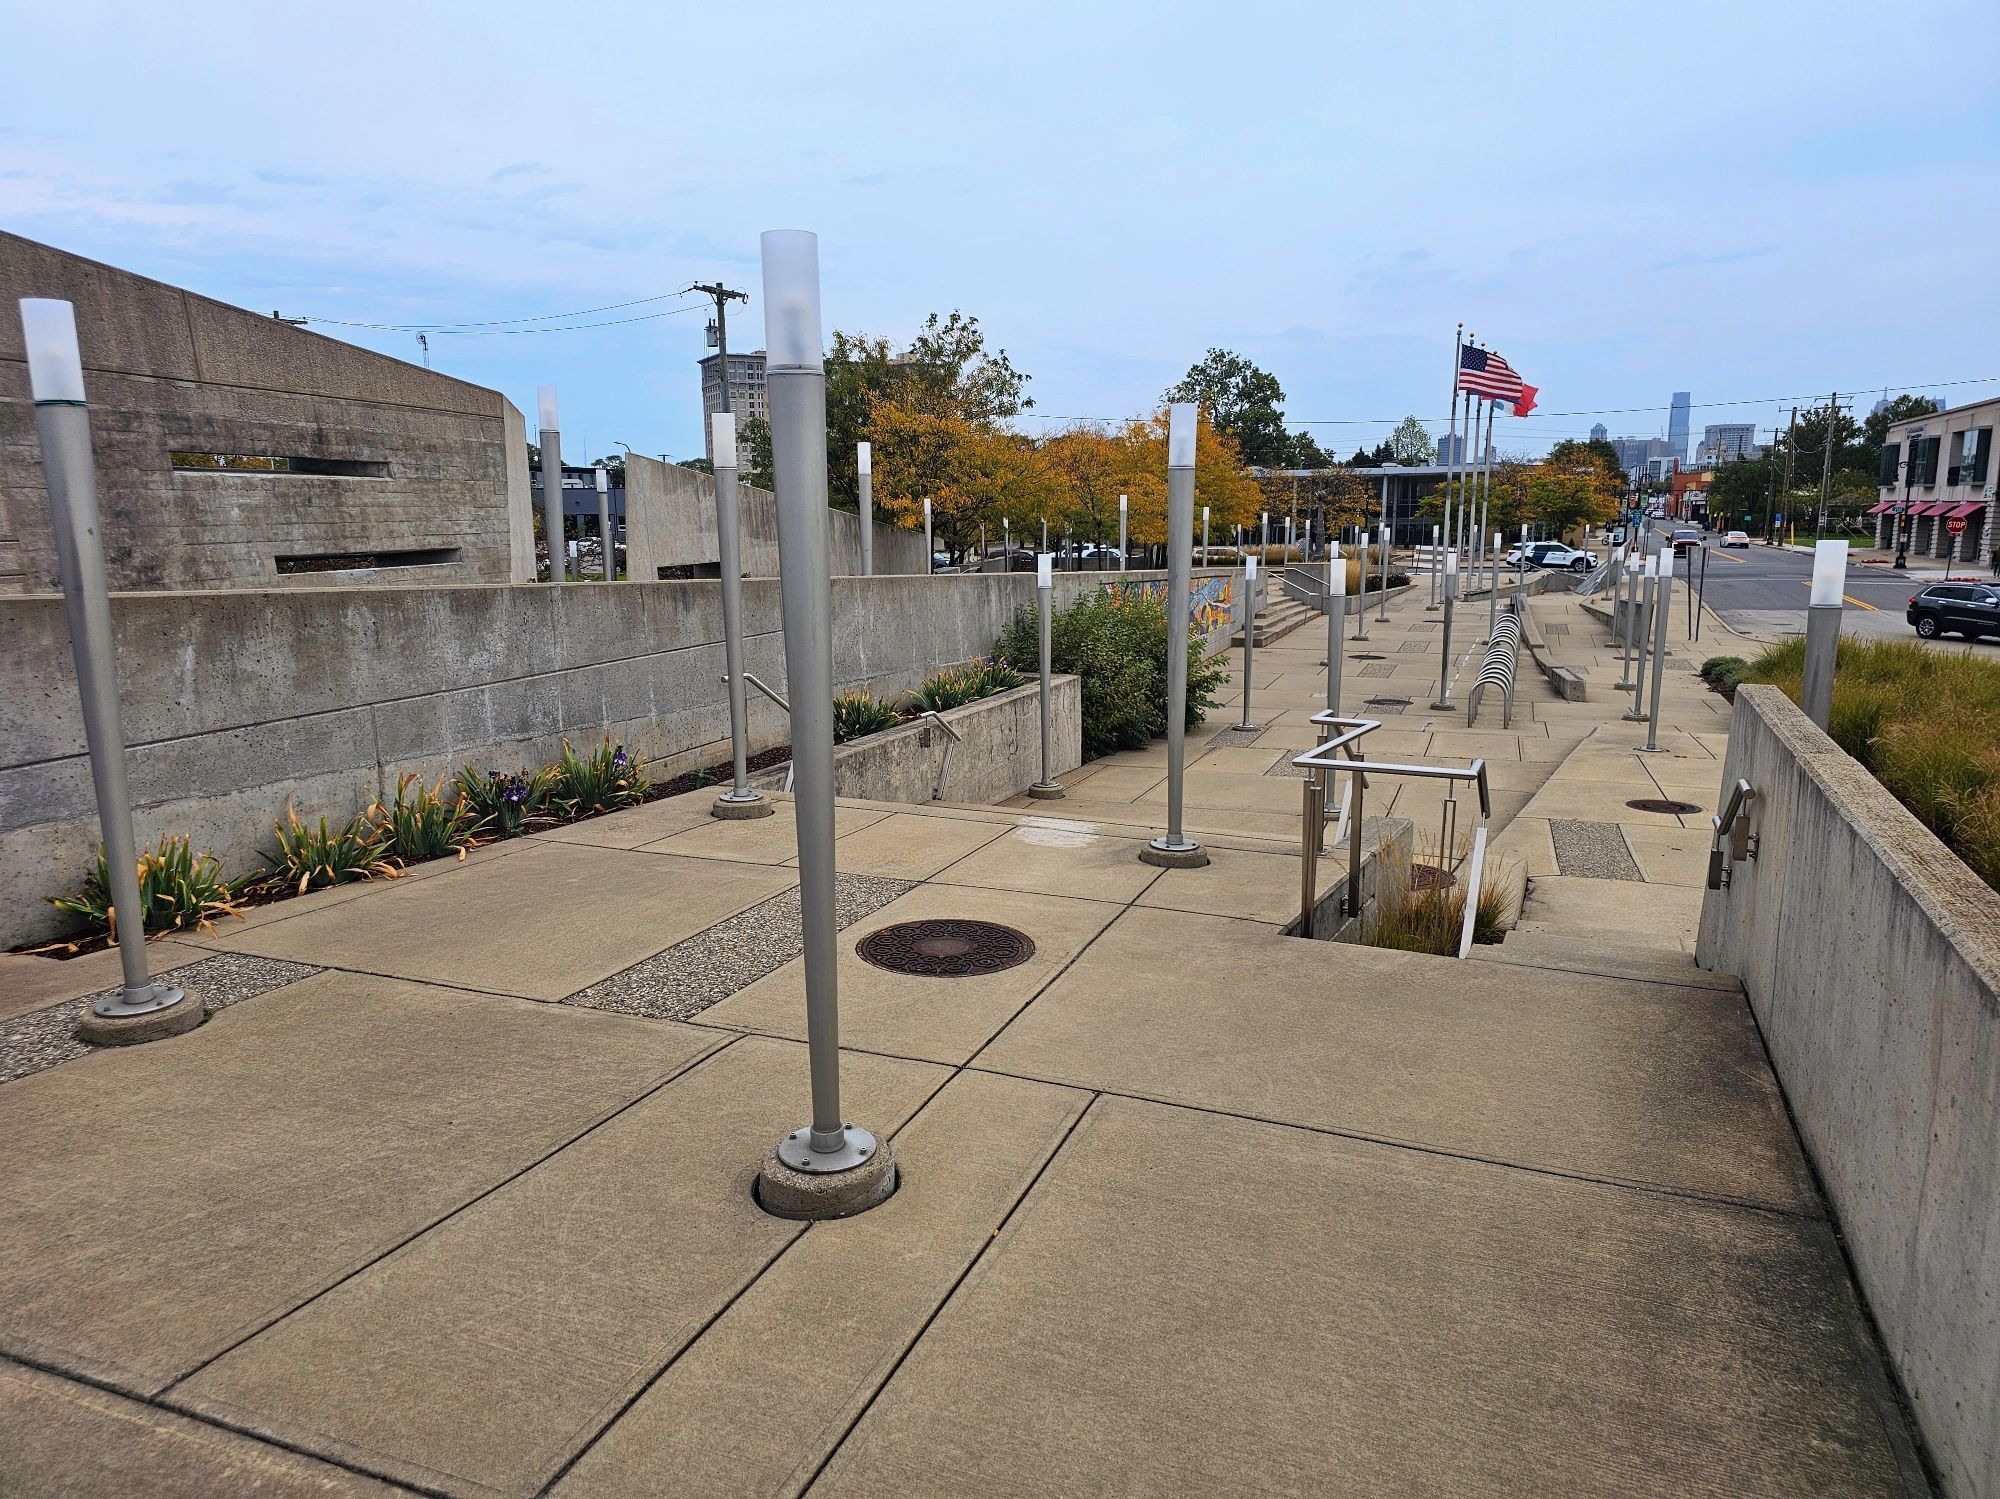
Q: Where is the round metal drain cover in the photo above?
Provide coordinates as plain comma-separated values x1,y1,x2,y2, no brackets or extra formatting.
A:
1409,862,1456,891
1626,797,1702,815
1366,696,1413,707
858,919,1036,978
1349,653,1387,661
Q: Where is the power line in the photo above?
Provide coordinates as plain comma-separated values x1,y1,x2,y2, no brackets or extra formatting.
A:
301,290,701,333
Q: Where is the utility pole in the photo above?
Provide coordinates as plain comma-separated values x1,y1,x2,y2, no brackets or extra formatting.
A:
1816,391,1838,543
690,280,749,463
1774,407,1797,545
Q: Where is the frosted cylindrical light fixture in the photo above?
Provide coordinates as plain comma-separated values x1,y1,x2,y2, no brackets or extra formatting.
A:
1245,555,1258,582
1810,540,1849,608
1444,553,1457,577
923,497,931,519
1037,553,1053,586
537,386,558,432
1328,554,1345,595
1627,552,1642,574
712,412,736,464
1167,404,1197,467
1613,544,1625,564
1119,494,1127,512
856,440,871,475
19,299,86,402
760,230,822,371
595,467,608,494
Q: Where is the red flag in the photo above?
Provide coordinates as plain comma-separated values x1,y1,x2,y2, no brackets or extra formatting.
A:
1511,385,1538,417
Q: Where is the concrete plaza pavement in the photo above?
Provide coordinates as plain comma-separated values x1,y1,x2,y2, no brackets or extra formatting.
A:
0,568,1932,1497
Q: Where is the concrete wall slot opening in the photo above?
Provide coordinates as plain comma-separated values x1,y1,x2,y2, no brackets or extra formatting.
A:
170,451,391,479
274,548,463,573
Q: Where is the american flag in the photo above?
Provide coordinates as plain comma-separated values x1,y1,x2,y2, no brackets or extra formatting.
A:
1458,345,1524,402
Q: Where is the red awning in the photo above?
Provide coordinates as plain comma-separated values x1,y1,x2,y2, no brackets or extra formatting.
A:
1910,500,1948,516
1865,500,1894,515
1947,502,1984,519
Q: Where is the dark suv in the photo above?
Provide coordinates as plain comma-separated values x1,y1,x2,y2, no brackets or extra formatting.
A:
1907,582,2000,640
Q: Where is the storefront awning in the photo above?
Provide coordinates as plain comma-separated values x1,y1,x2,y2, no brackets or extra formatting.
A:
1909,500,1948,516
1865,500,1894,515
1946,502,1985,519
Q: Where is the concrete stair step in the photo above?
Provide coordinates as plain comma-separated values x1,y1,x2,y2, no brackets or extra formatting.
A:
1475,928,1737,991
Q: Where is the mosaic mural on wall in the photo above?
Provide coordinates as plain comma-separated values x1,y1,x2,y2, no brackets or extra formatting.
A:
1106,575,1237,645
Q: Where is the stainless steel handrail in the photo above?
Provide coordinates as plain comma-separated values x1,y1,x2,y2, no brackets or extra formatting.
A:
1294,712,1492,954
722,672,795,792
1707,777,1757,889
913,709,962,800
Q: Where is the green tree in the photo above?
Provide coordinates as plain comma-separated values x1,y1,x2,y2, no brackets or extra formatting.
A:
1164,349,1292,467
1387,415,1435,466
743,416,774,493
1862,394,1941,454
1288,430,1336,469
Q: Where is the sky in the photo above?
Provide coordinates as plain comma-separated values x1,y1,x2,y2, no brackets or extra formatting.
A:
5,0,1999,463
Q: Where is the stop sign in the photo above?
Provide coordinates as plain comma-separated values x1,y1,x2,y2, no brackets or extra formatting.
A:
1948,515,1969,536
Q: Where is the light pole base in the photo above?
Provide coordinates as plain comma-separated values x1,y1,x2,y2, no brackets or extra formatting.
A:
1430,699,1453,712
713,790,775,820
758,1126,897,1220
1027,782,1066,800
1614,679,1635,691
1621,710,1650,722
76,985,204,1048
1140,836,1208,869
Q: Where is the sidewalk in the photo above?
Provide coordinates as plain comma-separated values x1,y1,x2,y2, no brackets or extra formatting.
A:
0,568,1929,1497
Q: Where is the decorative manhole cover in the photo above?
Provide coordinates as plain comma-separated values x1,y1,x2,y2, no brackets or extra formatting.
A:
857,919,1036,978
1365,696,1413,707
1410,862,1456,891
1626,797,1702,815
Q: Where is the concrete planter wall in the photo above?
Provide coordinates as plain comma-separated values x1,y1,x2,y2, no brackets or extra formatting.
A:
1697,685,1999,1499
0,569,1236,947
748,677,1080,806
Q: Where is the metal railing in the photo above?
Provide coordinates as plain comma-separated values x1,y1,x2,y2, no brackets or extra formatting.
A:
1292,711,1492,955
722,673,963,801
1281,567,1323,610
1707,777,1758,889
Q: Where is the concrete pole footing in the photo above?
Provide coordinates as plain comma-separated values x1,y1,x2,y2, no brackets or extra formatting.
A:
1621,710,1649,722
75,989,205,1047
756,1137,897,1220
1027,783,1067,800
1140,839,1209,869
712,793,775,820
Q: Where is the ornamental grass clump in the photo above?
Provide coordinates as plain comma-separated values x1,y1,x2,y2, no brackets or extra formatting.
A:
43,833,243,948
907,659,1024,715
1741,634,2000,892
832,691,903,743
454,766,556,840
1365,877,1508,955
380,771,479,863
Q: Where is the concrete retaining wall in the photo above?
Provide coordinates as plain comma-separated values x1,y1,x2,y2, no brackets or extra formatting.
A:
1697,685,1999,1499
2,569,1239,948
623,455,929,579
0,232,533,593
747,678,1081,806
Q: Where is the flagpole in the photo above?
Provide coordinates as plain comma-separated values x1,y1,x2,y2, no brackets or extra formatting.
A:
1479,397,1496,596
1440,324,1462,611
1461,396,1481,599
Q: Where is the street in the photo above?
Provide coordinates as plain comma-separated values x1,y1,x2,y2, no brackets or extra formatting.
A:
1663,542,1999,649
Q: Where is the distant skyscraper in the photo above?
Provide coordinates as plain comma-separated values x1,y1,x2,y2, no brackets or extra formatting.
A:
1589,422,1608,443
1667,392,1692,463
1438,431,1463,465
1698,423,1760,464
699,350,768,469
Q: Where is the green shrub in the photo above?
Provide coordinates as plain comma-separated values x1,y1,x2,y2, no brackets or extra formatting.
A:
45,834,243,946
907,659,1025,715
549,737,650,819
261,800,401,896
379,771,478,863
995,587,1224,760
832,691,903,743
454,766,557,840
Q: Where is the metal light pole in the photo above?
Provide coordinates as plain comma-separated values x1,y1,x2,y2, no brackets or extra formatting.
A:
1236,555,1259,731
753,230,892,1217
595,466,613,579
1428,523,1441,610
1377,522,1390,621
1625,553,1658,721
20,299,200,1042
1118,493,1128,571
1615,551,1641,690
1261,511,1270,570
1354,524,1370,641
710,413,770,822
1029,553,1065,799
1201,504,1210,566
857,441,874,576
1801,540,1847,732
1487,533,1501,640
923,497,933,574
538,386,566,582
1142,403,1207,869
1430,552,1458,710
1640,554,1674,750
1324,543,1345,713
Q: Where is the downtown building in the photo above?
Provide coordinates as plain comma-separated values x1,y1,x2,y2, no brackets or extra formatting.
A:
1696,423,1761,464
1868,394,1997,562
698,350,768,469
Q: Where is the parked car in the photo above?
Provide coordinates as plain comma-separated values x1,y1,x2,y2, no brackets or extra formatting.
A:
1671,529,1703,556
1907,582,2000,640
1722,530,1750,548
1504,541,1599,572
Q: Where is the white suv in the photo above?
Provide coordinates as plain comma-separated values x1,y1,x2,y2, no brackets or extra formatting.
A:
1504,541,1599,572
